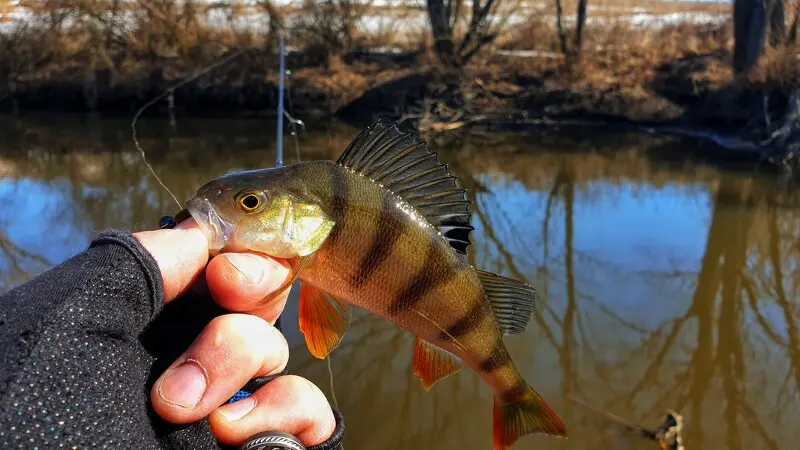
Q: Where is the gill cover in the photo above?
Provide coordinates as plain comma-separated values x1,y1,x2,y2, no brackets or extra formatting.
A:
257,195,336,258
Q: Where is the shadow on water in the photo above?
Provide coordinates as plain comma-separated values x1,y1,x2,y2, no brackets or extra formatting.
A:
1,114,799,450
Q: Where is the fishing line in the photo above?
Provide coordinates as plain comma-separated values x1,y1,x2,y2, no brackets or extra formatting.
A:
284,71,304,163
326,355,339,409
271,35,340,421
132,47,253,210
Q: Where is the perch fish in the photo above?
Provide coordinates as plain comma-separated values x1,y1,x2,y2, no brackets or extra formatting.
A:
185,119,567,449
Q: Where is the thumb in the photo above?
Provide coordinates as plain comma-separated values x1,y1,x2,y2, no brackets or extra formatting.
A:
134,218,210,303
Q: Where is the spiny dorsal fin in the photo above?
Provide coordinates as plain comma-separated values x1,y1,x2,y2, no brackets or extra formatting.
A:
337,119,473,255
476,269,536,335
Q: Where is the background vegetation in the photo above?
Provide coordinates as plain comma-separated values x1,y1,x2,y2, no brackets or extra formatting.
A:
0,0,798,148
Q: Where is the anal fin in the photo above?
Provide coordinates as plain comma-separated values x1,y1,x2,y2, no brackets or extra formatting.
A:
298,282,351,359
476,270,537,335
412,337,463,390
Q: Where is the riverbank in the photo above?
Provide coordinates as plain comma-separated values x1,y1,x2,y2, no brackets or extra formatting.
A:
3,40,795,125
1,1,798,174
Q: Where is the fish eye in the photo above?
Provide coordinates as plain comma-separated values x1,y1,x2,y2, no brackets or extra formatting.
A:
241,195,259,209
236,190,266,213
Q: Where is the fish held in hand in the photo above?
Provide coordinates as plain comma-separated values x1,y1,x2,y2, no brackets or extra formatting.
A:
185,119,567,449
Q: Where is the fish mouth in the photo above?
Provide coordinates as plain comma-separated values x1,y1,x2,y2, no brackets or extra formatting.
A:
186,196,233,253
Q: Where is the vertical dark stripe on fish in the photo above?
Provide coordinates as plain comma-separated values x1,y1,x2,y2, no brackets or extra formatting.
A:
502,379,530,402
352,192,405,288
479,341,512,373
328,166,349,246
441,295,487,342
387,238,455,316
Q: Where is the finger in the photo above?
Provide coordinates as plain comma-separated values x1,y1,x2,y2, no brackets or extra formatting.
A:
151,314,289,424
209,375,336,447
205,252,292,324
134,217,209,303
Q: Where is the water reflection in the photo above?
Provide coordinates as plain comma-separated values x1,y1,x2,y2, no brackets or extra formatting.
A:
1,114,799,449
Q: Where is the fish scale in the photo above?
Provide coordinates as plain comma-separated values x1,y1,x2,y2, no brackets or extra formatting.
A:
184,119,567,450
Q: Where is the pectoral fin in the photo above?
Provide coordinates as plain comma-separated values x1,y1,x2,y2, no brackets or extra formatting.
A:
258,255,313,306
412,337,463,390
298,282,351,359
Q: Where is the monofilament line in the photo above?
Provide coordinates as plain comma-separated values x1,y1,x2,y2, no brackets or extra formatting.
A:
132,48,252,210
326,354,342,450
326,355,339,408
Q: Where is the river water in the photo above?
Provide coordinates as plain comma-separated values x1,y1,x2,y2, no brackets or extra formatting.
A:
1,114,798,450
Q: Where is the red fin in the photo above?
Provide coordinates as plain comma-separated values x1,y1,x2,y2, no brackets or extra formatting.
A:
412,337,463,390
298,282,350,359
492,386,567,450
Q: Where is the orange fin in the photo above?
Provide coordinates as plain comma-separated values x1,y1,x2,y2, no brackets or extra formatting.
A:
298,282,350,359
260,255,312,306
492,385,567,450
412,337,463,390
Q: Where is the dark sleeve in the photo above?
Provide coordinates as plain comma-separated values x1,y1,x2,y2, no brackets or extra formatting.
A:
0,230,220,449
0,230,345,450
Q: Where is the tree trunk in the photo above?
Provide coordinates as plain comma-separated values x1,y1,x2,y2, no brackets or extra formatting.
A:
574,0,588,56
732,0,768,74
427,0,458,66
789,0,799,44
768,0,787,46
554,0,568,54
426,0,500,67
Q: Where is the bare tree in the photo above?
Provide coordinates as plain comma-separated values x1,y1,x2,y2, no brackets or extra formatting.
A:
733,0,793,74
789,0,800,44
769,0,787,45
574,0,588,56
426,0,508,67
295,0,367,57
553,0,589,59
554,0,568,55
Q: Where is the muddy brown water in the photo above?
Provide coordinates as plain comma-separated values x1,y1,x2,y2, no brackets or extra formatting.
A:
1,114,798,450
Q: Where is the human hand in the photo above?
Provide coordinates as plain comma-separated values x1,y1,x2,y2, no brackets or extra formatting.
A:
133,218,336,447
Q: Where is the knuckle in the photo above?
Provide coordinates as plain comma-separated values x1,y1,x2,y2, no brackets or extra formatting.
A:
277,376,327,411
201,314,288,369
205,314,288,356
206,314,268,343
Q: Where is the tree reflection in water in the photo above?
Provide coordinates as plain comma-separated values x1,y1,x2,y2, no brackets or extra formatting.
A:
1,115,798,450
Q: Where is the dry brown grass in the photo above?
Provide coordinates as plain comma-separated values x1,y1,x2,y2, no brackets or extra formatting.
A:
0,0,797,131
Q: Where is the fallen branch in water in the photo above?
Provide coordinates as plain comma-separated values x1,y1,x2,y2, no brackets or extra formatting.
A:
569,395,686,450
758,88,800,181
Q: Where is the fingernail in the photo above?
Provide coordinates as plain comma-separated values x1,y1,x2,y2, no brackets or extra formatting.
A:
217,396,256,422
227,254,265,285
158,359,207,408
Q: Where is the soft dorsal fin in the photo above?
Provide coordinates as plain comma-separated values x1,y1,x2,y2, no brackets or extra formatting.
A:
336,119,473,255
476,269,536,335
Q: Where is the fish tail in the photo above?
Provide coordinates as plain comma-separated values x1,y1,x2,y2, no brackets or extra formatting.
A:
492,385,567,450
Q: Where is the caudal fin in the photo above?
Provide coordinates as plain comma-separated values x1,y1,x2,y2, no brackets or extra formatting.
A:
492,385,567,450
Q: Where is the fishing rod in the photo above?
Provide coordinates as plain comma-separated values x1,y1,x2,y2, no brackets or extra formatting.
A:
275,33,285,168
